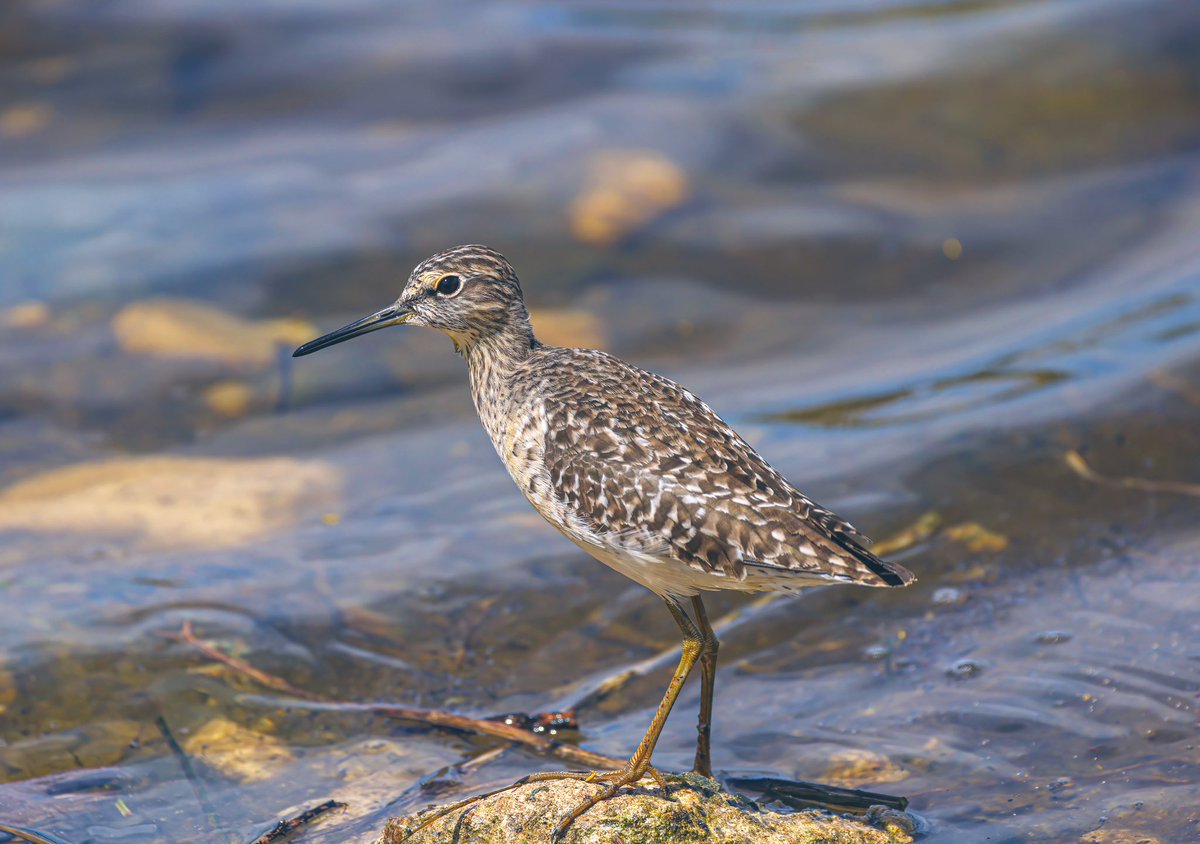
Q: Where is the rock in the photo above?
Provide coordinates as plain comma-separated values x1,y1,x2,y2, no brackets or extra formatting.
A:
203,379,259,418
181,717,293,783
941,522,1009,553
0,301,50,329
0,102,53,138
568,149,689,246
0,659,14,716
380,778,911,844
529,308,607,351
0,455,338,550
111,297,315,368
1080,830,1161,844
824,750,910,787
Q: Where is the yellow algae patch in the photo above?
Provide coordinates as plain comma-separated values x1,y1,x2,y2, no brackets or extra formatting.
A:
0,102,53,138
1080,831,1161,844
1149,369,1200,407
529,307,606,350
182,717,293,783
943,522,1009,553
0,659,15,716
872,511,942,557
1,301,50,329
569,149,688,246
203,380,257,418
30,56,75,85
112,298,315,368
1065,448,1200,497
73,720,145,769
825,749,910,787
0,455,338,550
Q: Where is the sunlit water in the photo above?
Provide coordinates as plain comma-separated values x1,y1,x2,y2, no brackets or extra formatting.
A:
1,1,1199,842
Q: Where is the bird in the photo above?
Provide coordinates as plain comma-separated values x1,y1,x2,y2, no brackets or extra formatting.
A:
292,244,914,838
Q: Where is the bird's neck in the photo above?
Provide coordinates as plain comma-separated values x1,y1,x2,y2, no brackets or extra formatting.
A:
463,314,538,408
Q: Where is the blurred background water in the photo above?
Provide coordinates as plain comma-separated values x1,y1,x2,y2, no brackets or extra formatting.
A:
1,0,1199,842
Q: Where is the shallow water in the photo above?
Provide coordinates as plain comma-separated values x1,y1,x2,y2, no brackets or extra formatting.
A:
1,1,1199,842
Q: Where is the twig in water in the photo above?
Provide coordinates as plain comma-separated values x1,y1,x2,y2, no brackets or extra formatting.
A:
155,715,222,833
0,822,75,844
281,699,622,771
169,626,911,820
871,511,942,557
488,710,577,735
161,621,317,699
166,622,622,770
1149,369,1200,407
245,799,345,844
723,775,907,815
385,746,513,810
1066,449,1200,497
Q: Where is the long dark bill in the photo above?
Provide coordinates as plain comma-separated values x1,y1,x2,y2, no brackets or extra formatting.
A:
292,303,409,357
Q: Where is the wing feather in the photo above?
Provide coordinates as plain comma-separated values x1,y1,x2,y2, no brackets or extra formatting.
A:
533,348,913,588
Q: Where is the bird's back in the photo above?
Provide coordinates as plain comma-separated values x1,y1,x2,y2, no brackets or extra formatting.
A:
474,345,913,598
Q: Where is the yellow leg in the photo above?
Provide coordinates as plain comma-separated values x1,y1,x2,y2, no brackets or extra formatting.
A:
546,599,704,838
690,595,719,778
399,599,706,843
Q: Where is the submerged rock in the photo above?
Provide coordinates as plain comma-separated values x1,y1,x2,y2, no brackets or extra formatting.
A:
0,455,338,550
112,297,315,368
379,778,912,844
181,717,293,783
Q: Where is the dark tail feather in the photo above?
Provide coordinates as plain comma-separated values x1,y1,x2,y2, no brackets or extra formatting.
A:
843,538,915,587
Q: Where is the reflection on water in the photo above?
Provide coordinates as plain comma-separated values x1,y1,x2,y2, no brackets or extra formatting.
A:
758,368,1071,428
2,0,1200,842
762,291,1200,429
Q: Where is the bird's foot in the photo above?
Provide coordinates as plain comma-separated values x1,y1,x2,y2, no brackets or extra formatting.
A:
519,760,668,840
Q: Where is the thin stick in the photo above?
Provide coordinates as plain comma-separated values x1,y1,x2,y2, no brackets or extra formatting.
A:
270,698,622,770
381,745,512,815
155,715,222,833
245,799,345,844
167,628,910,818
1149,368,1200,407
166,623,623,770
1066,449,1200,497
723,775,907,814
162,621,317,699
0,822,75,844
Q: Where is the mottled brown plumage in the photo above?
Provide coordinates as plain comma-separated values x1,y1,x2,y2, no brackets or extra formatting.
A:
293,244,914,840
531,347,910,591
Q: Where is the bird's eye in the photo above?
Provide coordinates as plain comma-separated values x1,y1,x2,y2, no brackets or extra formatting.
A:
435,275,463,297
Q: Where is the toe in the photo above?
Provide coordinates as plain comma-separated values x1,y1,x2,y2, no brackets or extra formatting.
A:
649,767,671,791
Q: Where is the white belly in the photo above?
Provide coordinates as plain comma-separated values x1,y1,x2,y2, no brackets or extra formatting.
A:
560,530,826,599
569,535,734,598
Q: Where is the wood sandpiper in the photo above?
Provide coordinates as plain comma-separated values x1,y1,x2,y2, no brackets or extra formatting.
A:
293,245,915,837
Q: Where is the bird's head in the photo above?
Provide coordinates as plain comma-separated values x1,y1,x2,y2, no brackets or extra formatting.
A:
293,245,530,358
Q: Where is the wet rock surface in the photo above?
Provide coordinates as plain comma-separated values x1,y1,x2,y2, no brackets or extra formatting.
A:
380,778,913,844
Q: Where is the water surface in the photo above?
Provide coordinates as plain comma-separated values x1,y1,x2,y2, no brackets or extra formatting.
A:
1,1,1199,842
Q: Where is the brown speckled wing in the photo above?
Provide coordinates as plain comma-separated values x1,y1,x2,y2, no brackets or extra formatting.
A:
534,348,913,588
